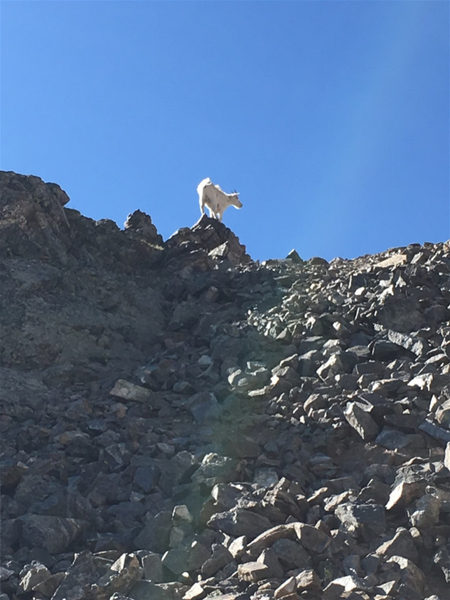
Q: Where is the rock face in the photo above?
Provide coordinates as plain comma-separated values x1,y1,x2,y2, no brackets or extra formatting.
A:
1,171,450,600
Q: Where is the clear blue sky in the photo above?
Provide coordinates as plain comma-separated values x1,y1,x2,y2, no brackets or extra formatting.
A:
1,1,449,261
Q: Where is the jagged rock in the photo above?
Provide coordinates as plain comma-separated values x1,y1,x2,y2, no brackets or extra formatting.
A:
246,524,298,558
110,380,153,402
334,503,386,540
208,508,272,539
272,539,311,569
295,569,321,592
407,493,441,528
375,528,419,563
0,171,70,262
184,391,222,423
419,419,450,443
201,543,233,577
386,329,429,356
343,402,380,441
385,481,427,510
139,552,164,583
433,545,450,582
183,582,207,600
257,547,284,578
237,561,270,582
93,553,143,598
124,210,163,247
317,352,357,381
128,580,183,600
20,514,87,553
323,575,369,598
274,575,297,599
18,562,52,592
435,399,450,428
134,511,172,553
294,523,331,553
50,550,105,600
191,453,241,486
33,571,66,596
165,214,251,267
384,556,425,599
0,459,28,491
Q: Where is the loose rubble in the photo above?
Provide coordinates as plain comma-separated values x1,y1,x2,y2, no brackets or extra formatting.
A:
1,171,450,600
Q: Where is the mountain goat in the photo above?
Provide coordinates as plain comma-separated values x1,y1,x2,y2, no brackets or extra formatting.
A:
197,178,242,222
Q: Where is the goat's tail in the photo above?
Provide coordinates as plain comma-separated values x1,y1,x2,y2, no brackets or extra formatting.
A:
197,177,212,195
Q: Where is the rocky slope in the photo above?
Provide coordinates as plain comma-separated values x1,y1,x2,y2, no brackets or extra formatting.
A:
1,171,450,600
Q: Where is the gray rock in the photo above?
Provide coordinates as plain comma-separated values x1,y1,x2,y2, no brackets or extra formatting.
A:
407,493,441,528
129,581,173,600
138,552,164,583
386,480,426,510
161,546,190,576
94,553,143,597
335,502,386,540
375,529,419,563
272,538,311,569
185,391,222,423
134,511,172,553
51,550,105,600
317,352,357,381
20,514,87,553
386,330,429,356
419,419,450,443
110,380,153,402
384,555,425,598
134,464,159,493
33,572,66,597
343,402,379,441
191,453,241,486
18,562,52,592
274,576,297,599
124,210,163,247
201,543,233,578
158,452,198,495
433,545,450,582
237,561,270,583
375,427,412,450
0,459,28,491
295,569,321,591
207,508,272,539
257,547,284,579
186,540,212,572
294,522,331,553
435,399,450,428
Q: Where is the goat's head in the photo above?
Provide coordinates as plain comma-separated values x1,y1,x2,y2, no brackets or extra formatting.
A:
230,190,243,209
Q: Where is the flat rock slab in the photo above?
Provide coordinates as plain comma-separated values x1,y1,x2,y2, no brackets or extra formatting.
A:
237,561,270,582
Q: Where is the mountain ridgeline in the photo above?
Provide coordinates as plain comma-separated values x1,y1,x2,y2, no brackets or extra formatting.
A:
1,171,450,600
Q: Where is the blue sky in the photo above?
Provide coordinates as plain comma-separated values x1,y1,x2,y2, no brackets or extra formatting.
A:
1,1,449,261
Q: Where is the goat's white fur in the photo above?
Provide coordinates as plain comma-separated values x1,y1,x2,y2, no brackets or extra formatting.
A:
197,178,242,222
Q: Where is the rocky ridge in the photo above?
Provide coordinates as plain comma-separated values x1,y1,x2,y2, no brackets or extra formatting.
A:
1,171,450,600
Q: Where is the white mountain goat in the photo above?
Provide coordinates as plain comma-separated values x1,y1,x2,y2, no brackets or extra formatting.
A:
197,178,242,222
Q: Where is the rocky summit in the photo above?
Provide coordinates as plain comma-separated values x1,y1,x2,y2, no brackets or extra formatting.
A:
1,171,450,600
